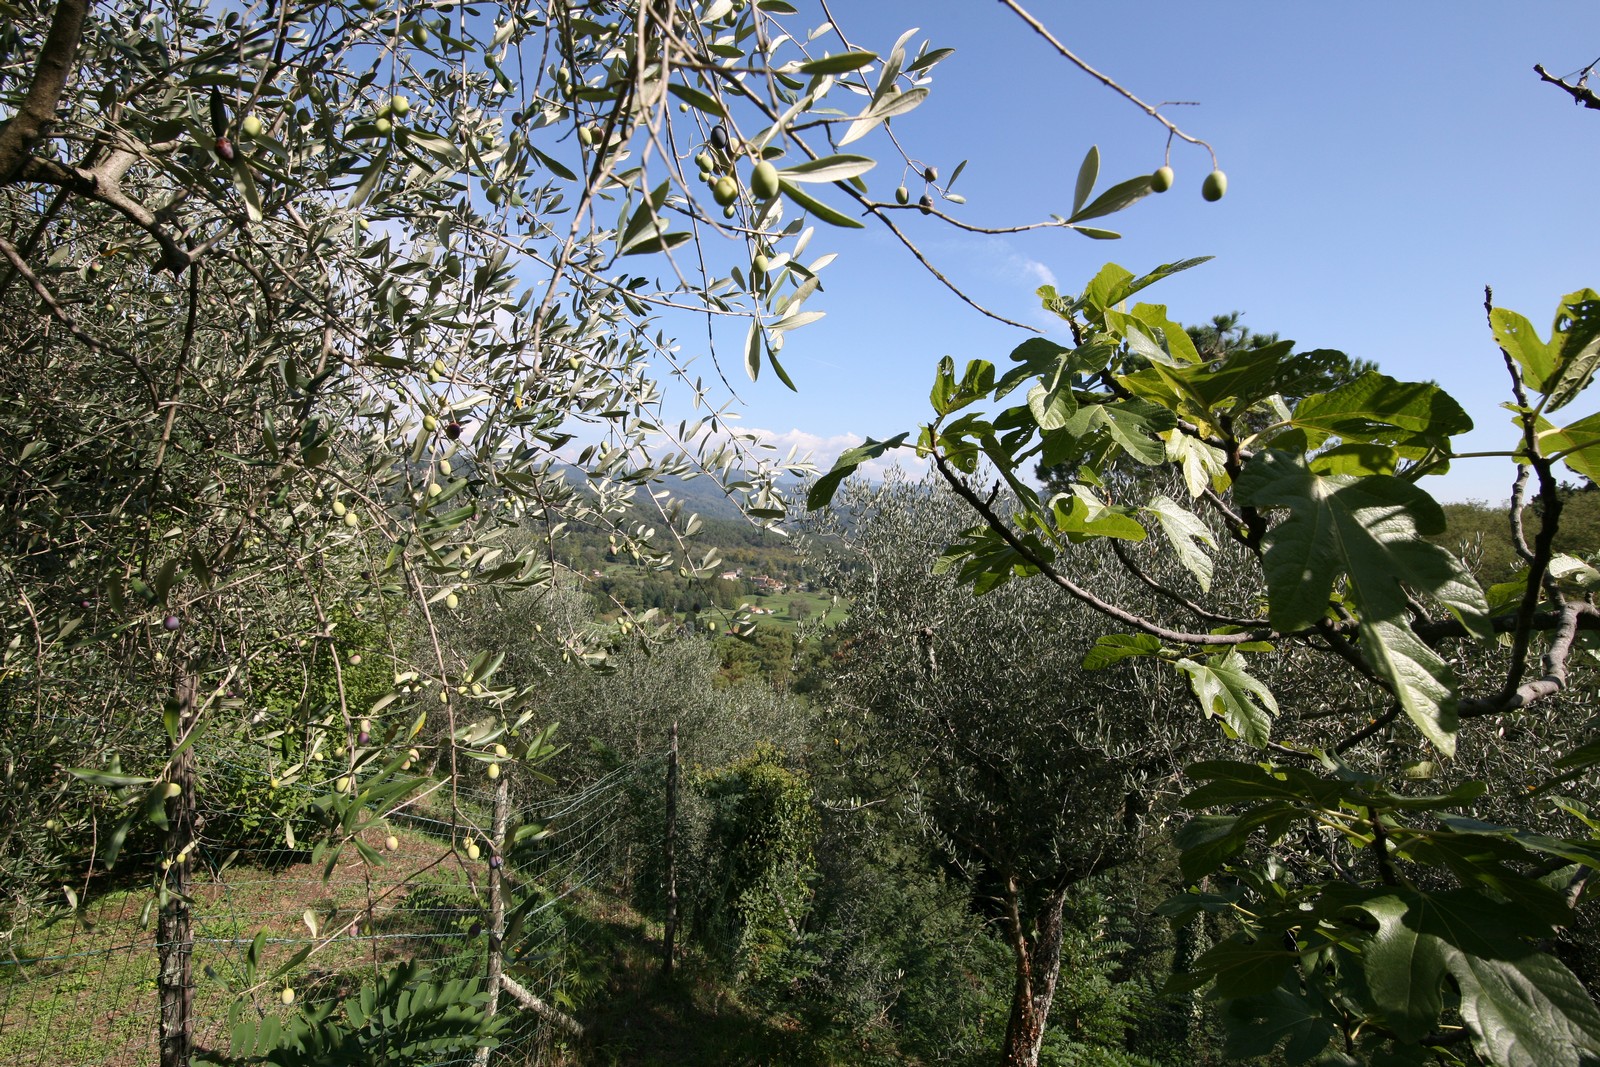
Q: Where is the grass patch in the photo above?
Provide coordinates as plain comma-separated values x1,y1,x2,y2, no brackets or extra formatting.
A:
0,825,480,1067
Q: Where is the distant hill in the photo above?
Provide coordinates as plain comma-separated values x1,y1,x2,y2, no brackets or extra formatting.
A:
642,473,810,525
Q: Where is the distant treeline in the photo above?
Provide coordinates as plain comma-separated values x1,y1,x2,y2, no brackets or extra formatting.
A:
1431,482,1600,583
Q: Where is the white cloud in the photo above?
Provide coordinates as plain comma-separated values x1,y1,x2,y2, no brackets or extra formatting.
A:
1011,254,1057,291
746,426,929,481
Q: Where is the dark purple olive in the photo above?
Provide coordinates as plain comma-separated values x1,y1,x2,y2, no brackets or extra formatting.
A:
489,855,502,869
78,599,91,610
162,615,182,632
918,193,933,215
511,112,525,127
709,124,728,153
468,922,483,937
214,136,235,163
446,421,463,440
357,731,370,745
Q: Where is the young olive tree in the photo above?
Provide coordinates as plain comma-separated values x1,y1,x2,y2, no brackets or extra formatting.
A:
809,473,1211,1066
813,263,1600,1066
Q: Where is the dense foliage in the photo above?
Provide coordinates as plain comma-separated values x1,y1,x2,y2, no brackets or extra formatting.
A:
815,263,1600,1065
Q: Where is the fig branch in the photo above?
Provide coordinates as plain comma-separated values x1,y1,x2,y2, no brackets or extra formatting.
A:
1534,61,1600,110
928,447,1269,647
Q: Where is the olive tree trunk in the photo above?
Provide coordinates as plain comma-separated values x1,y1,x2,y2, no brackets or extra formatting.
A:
1000,879,1067,1067
157,669,197,1067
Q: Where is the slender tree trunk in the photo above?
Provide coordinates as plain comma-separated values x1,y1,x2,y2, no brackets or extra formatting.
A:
158,669,197,1067
1000,880,1067,1067
472,772,510,1067
662,720,679,976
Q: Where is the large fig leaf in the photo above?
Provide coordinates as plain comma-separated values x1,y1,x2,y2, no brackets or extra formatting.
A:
1533,409,1600,482
1178,651,1276,746
1289,372,1472,455
1348,891,1600,1067
1496,290,1600,411
1236,452,1491,755
1144,494,1216,591
1543,290,1600,412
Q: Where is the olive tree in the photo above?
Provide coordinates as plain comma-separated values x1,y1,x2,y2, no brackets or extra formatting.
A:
808,472,1216,1066
814,263,1600,1065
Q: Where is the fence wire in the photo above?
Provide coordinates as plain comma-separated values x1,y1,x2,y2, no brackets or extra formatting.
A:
0,753,666,1067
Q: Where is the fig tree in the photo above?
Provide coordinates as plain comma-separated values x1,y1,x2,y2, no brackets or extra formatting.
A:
1201,169,1227,201
1151,165,1174,193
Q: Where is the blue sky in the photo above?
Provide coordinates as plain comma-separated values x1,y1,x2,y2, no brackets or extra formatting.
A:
692,1,1600,504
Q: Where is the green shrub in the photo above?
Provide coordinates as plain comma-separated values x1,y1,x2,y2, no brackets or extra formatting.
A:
687,745,817,984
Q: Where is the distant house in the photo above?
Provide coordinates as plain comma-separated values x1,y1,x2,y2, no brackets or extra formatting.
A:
750,574,787,594
719,570,741,581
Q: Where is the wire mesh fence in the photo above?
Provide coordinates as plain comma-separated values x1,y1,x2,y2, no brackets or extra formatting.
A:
0,751,667,1067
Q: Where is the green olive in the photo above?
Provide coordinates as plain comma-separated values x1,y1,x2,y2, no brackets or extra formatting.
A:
894,185,909,206
1151,166,1174,193
750,160,779,200
712,175,739,207
1201,169,1227,202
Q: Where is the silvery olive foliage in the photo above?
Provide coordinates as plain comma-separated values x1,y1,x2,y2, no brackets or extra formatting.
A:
0,0,1176,1010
